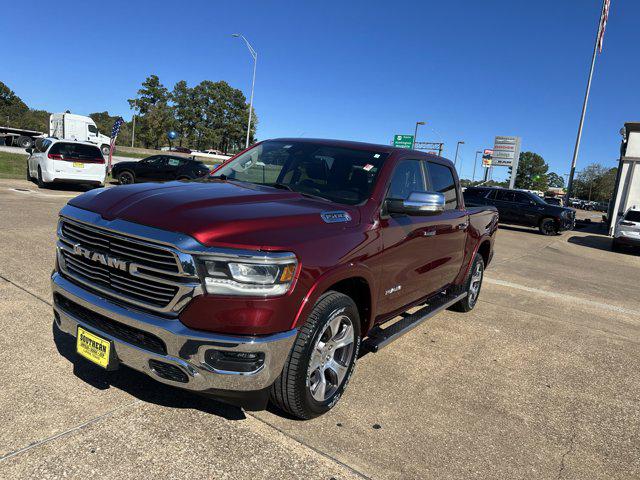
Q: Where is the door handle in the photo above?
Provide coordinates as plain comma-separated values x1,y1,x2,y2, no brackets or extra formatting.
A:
457,222,468,230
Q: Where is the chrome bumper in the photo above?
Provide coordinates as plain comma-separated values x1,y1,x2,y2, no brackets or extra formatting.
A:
52,272,297,392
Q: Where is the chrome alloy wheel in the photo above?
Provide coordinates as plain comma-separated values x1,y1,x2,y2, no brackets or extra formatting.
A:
307,313,355,402
468,261,484,306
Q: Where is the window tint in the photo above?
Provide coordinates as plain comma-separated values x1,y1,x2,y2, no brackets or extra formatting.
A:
48,142,102,159
88,124,98,134
426,162,458,209
512,192,531,204
144,156,163,165
486,189,499,200
387,160,426,200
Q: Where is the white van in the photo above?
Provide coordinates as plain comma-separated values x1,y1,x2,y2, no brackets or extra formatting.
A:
49,113,111,156
27,138,106,188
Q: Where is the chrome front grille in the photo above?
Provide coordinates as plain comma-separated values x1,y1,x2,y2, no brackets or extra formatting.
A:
57,218,200,314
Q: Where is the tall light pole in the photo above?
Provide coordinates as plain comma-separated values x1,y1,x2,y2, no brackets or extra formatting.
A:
473,150,482,182
131,98,137,148
453,141,465,166
414,121,425,148
565,0,610,206
232,33,258,150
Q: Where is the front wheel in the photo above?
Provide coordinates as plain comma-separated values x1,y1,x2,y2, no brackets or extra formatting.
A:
101,145,110,156
450,253,484,312
539,218,558,236
118,171,135,185
270,291,361,419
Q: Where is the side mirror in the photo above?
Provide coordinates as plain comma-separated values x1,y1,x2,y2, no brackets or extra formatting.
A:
387,191,445,215
26,147,33,154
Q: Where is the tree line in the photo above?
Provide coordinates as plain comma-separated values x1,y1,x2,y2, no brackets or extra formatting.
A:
0,77,256,154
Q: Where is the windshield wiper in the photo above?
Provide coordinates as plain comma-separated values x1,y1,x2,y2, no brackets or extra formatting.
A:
270,183,294,191
209,174,227,180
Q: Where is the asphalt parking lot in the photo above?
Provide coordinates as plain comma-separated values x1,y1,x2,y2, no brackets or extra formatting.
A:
0,179,638,480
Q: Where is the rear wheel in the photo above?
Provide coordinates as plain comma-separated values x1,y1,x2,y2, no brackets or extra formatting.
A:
118,171,135,185
270,291,361,419
36,166,46,188
101,145,110,156
450,253,484,312
539,218,558,236
17,136,34,149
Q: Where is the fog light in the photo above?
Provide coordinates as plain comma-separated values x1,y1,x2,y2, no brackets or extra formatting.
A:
204,349,265,373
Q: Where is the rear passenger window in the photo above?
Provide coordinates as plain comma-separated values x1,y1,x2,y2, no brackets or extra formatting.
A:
426,162,458,210
387,160,426,200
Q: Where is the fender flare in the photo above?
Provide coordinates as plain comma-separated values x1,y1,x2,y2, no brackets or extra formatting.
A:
460,233,494,282
290,262,378,333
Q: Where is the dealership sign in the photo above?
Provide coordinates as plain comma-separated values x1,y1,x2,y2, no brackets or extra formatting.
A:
482,149,493,167
492,136,522,166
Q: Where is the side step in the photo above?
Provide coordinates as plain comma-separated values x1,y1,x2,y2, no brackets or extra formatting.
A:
363,292,467,353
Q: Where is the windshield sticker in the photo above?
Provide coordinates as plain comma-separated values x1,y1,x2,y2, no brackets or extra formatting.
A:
373,154,381,158
363,164,374,172
283,145,292,149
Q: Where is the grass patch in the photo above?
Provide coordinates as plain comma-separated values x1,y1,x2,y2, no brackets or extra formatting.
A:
0,151,27,179
112,150,148,159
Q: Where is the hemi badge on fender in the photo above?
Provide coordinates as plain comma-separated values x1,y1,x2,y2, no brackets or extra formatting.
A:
321,211,352,223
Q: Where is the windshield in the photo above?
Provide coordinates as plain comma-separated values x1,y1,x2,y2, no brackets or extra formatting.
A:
213,141,388,205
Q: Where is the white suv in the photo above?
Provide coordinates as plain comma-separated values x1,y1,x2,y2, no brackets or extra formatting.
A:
612,206,640,251
27,138,106,188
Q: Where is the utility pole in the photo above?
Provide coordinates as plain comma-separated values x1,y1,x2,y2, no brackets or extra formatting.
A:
565,0,610,205
473,150,481,182
453,141,464,166
131,98,137,148
414,121,425,148
232,34,258,149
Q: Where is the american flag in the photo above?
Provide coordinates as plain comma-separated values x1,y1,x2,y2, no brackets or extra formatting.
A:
597,0,611,54
107,117,124,173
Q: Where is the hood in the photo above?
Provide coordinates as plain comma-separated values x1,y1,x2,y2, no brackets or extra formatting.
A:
68,181,361,249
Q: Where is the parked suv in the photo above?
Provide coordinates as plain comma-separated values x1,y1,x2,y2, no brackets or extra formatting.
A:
612,206,640,251
26,138,106,188
51,138,498,418
464,186,575,235
112,155,210,184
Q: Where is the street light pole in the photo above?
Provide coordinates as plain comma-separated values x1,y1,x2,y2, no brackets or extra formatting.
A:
232,33,258,149
131,98,137,148
413,121,425,148
453,141,464,166
565,0,608,206
473,150,482,182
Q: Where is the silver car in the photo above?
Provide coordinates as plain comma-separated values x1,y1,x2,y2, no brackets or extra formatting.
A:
613,207,640,251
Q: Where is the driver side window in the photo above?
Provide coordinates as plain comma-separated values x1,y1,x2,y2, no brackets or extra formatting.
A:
387,160,426,200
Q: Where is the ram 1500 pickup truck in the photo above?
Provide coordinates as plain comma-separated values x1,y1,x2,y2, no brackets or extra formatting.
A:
52,138,498,419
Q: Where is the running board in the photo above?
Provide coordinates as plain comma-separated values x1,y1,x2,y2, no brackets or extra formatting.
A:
363,292,467,353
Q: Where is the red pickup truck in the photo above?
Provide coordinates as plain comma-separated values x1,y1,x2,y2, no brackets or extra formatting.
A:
51,138,498,419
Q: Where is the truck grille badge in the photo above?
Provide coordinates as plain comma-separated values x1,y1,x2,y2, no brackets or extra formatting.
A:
72,244,130,272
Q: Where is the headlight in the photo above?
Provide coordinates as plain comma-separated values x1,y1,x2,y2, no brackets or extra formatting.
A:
198,253,297,297
561,210,571,218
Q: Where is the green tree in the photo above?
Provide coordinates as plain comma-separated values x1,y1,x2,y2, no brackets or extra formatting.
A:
128,75,172,148
573,163,617,201
171,80,199,147
547,172,565,188
510,152,549,191
0,81,29,125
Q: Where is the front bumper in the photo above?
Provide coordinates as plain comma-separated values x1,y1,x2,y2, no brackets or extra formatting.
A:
614,232,640,246
52,272,297,393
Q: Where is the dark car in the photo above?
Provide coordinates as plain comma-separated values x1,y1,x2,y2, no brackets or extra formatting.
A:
464,187,575,235
112,155,210,185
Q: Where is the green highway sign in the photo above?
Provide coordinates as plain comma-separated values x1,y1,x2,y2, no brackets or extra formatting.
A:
393,134,414,149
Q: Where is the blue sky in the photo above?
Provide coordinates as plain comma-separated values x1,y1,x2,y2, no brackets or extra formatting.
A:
2,0,637,181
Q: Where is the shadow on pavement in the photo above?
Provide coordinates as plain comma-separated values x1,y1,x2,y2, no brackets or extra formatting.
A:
567,235,639,256
52,322,247,421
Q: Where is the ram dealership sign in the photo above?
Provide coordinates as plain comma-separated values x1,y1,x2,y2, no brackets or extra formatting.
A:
492,136,522,167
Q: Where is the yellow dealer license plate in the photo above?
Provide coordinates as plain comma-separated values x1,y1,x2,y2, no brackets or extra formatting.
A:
73,162,84,168
77,327,111,368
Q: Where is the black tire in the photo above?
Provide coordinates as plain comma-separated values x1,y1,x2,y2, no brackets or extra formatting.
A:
270,291,361,419
36,166,46,188
118,170,135,185
101,145,110,156
539,217,558,236
17,135,34,148
450,253,485,313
